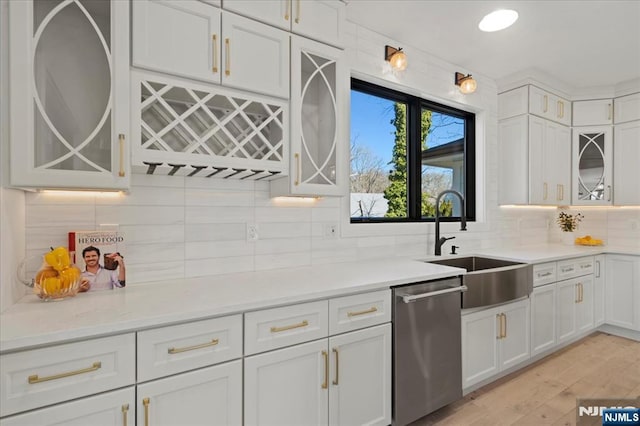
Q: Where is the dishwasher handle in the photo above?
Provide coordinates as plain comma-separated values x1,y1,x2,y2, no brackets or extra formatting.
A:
400,285,468,303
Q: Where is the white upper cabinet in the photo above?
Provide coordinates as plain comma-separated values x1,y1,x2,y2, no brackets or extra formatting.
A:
614,92,640,124
9,0,130,190
222,0,346,47
271,36,347,197
613,121,640,205
529,86,572,126
572,99,613,126
133,1,290,99
529,117,571,205
572,126,613,205
133,0,222,84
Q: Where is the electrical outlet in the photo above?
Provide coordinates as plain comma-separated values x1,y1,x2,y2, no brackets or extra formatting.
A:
324,224,338,238
247,225,259,241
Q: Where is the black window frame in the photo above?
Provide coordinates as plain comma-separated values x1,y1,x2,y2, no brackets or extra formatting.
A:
350,78,476,223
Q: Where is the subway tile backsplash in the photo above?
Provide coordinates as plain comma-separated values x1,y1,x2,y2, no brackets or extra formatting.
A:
23,172,640,290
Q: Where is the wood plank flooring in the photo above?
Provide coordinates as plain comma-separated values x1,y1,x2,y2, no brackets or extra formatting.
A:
411,332,640,426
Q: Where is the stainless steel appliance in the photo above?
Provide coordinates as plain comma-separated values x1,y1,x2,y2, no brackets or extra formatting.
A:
392,277,467,426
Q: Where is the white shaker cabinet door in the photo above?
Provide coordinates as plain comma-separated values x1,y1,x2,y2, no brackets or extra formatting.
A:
328,324,392,426
498,299,530,371
244,339,328,426
222,0,290,30
531,283,557,356
136,360,242,426
613,121,640,205
605,255,639,330
556,278,579,344
0,387,135,426
221,11,290,99
132,0,222,83
461,307,500,389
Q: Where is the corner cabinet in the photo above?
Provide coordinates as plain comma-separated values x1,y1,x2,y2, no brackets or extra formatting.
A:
271,36,347,197
9,0,130,190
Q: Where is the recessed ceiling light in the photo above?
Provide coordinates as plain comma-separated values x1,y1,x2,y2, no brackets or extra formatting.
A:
479,9,519,32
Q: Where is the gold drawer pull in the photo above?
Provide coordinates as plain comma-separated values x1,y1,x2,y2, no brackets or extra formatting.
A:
143,398,150,426
118,134,125,177
122,404,129,426
347,306,378,317
270,320,308,333
168,338,219,354
28,361,102,384
212,34,218,73
332,348,339,385
321,350,328,389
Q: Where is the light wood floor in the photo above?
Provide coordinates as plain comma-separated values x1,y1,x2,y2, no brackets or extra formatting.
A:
411,332,640,426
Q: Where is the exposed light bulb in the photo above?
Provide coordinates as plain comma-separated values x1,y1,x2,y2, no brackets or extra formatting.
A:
459,77,477,94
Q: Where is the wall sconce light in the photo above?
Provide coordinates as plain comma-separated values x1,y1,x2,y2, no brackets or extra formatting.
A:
455,72,477,94
385,45,407,71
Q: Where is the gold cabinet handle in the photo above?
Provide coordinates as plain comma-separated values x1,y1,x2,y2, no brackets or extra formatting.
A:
557,100,563,118
143,398,150,426
285,0,290,20
225,38,230,76
295,0,300,23
496,314,502,339
28,361,101,384
321,350,328,389
118,134,125,177
579,283,584,303
607,185,612,202
294,152,301,186
332,348,339,385
543,182,548,200
608,103,612,121
347,306,378,317
543,95,548,113
270,320,308,333
502,313,507,338
122,404,129,426
575,283,580,303
212,34,218,73
168,338,219,354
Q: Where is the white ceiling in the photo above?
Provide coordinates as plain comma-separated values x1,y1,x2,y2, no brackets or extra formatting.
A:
346,0,640,91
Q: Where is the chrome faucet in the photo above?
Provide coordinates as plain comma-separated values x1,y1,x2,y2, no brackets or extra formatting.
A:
434,189,467,256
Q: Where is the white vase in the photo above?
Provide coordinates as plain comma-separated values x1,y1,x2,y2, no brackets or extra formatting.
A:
561,231,575,246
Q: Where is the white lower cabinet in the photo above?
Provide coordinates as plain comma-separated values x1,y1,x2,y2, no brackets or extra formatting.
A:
137,360,242,426
556,276,594,344
461,298,530,389
530,283,557,356
0,387,135,426
244,324,391,426
605,255,640,331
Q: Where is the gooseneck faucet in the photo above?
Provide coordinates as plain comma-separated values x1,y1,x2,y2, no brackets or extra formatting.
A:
434,190,467,256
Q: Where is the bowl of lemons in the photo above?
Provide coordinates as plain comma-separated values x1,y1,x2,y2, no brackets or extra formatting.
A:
34,246,82,301
574,235,604,246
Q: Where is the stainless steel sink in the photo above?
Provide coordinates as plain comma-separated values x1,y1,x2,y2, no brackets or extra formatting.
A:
427,256,533,308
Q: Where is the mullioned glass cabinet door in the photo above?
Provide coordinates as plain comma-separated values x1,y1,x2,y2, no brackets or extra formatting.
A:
9,0,129,190
572,126,613,205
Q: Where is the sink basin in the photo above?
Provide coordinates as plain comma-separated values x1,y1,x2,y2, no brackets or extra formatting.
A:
427,256,533,308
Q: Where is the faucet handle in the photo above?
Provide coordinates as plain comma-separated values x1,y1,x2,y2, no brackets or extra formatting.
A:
450,245,459,255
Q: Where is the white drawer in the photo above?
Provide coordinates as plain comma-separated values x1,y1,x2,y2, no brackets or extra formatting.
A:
533,262,557,287
329,290,391,335
244,300,328,355
0,334,135,417
557,256,594,280
137,314,242,382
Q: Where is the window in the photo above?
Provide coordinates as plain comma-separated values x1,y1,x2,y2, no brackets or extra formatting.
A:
350,78,475,223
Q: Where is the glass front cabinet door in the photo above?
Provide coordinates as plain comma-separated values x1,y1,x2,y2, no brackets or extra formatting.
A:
271,36,347,197
9,0,130,190
572,126,613,205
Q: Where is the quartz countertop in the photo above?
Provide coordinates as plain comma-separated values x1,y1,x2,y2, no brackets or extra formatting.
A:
0,258,464,353
2,244,638,353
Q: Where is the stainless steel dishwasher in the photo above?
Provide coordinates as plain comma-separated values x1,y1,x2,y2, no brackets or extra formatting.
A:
392,277,467,426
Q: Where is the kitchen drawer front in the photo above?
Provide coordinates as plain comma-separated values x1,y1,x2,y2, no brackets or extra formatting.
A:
329,289,391,334
137,314,242,382
557,256,594,280
533,262,557,287
245,300,328,355
0,334,135,417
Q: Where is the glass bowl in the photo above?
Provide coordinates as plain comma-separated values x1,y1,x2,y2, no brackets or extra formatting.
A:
33,264,82,301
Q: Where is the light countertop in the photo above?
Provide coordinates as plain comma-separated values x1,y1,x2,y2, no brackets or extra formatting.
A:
1,244,638,353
